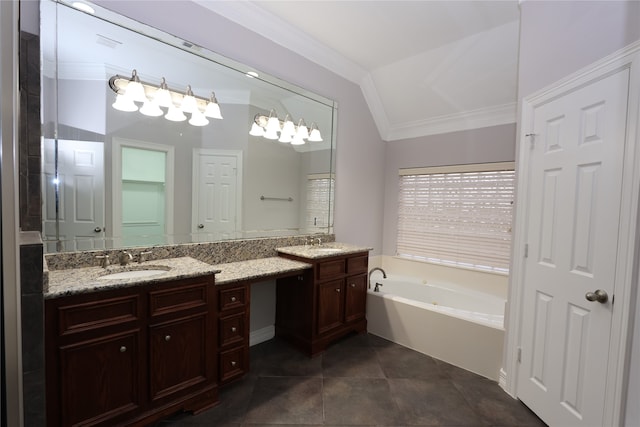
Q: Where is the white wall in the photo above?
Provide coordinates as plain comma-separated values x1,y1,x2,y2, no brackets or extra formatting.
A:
517,2,640,425
94,0,387,255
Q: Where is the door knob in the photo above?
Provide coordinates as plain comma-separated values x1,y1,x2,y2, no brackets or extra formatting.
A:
197,224,204,229
585,289,608,304
94,227,102,233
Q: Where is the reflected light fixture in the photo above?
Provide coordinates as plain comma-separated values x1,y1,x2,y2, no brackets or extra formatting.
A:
249,110,322,146
109,69,223,127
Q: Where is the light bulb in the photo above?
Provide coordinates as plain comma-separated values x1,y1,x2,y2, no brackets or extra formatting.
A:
165,104,186,122
189,109,209,127
204,92,223,119
112,93,138,112
180,85,198,113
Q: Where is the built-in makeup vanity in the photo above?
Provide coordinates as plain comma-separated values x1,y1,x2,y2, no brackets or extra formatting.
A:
44,241,370,426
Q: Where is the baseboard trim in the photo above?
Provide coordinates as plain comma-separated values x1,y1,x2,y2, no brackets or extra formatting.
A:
250,325,275,347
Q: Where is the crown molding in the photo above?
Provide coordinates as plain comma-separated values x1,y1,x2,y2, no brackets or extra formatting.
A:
359,73,390,139
384,102,517,141
194,0,367,84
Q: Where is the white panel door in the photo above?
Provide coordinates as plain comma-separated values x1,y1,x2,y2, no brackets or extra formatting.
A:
517,69,629,426
42,139,105,251
192,150,241,241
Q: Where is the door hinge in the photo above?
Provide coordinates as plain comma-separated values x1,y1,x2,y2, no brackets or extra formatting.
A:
524,244,529,258
517,347,522,363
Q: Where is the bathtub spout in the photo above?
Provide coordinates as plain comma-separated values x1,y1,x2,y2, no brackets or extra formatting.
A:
374,282,383,292
368,267,387,289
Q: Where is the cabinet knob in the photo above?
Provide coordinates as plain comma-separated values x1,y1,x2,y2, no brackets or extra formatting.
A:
350,283,356,288
120,346,127,353
165,335,171,342
230,361,237,367
231,326,237,332
335,288,341,293
231,296,237,302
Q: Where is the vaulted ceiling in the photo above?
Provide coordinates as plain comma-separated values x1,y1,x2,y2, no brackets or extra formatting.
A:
198,1,521,141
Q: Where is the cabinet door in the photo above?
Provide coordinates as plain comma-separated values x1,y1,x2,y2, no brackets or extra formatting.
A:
149,313,209,402
317,279,344,335
59,330,140,426
344,274,367,323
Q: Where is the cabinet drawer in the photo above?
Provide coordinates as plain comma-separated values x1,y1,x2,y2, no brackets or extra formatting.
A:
219,312,246,348
149,281,209,318
218,285,247,311
219,346,247,384
317,259,345,280
346,255,368,274
57,295,139,336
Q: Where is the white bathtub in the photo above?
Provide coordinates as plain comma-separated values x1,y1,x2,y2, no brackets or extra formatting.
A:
366,275,506,380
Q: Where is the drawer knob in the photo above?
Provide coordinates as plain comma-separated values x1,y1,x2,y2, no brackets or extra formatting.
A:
351,283,356,288
231,361,237,367
231,326,237,332
231,296,237,302
335,288,341,293
120,346,127,353
165,335,171,342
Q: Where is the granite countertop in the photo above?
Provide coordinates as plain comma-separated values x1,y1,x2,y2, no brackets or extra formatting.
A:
276,242,372,259
46,257,221,299
212,257,312,285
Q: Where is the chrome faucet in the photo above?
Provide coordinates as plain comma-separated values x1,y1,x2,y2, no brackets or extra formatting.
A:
368,267,387,289
95,254,110,268
119,251,133,266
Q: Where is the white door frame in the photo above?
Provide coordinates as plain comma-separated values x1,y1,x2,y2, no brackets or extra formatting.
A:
191,148,243,236
503,40,640,426
111,137,175,241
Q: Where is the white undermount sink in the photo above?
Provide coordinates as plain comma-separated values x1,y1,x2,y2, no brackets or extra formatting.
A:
98,267,170,280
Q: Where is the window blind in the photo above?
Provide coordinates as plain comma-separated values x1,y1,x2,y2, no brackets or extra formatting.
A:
306,176,334,231
397,166,515,274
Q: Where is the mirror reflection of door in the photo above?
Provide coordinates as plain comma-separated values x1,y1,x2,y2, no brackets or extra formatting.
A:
305,174,334,233
112,138,174,247
192,149,243,242
42,139,105,252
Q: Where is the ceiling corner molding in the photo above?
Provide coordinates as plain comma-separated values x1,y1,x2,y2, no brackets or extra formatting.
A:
385,102,517,141
360,73,390,140
194,0,367,84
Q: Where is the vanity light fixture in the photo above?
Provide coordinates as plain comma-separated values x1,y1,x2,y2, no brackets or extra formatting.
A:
249,110,322,146
109,69,223,127
71,1,95,14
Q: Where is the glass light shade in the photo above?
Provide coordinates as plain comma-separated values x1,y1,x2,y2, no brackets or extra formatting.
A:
263,127,280,140
266,116,281,134
249,122,265,136
154,79,173,108
189,109,209,126
112,93,138,112
139,99,163,117
291,134,305,145
180,86,198,113
125,74,147,103
296,122,309,140
308,128,323,142
165,104,186,122
281,117,296,137
278,132,292,143
204,101,223,119
204,92,223,119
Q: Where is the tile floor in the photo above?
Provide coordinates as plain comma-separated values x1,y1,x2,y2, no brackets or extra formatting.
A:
160,333,547,426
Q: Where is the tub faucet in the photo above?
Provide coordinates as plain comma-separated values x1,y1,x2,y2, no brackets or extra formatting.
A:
368,267,387,289
374,282,383,292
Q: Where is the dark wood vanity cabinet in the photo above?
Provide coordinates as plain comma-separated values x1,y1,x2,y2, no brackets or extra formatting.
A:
45,275,218,427
216,282,250,385
276,251,369,356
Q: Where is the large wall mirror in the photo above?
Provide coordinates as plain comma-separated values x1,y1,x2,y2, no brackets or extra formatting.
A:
40,0,336,253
